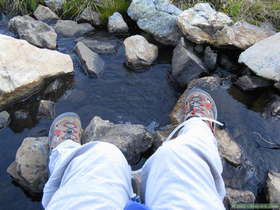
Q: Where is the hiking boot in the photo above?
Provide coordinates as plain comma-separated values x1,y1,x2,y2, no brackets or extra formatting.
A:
48,112,82,150
184,88,217,134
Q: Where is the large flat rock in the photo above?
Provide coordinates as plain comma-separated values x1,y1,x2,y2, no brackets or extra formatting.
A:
0,35,73,108
239,33,280,81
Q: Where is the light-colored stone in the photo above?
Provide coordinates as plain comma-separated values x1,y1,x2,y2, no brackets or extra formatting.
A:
54,20,94,37
225,188,255,207
0,34,73,108
216,128,242,166
34,4,59,21
44,0,65,11
266,171,280,204
124,35,158,70
0,111,10,129
239,33,280,81
108,12,129,33
215,21,275,49
127,0,182,45
8,15,57,49
172,38,206,87
177,3,232,44
78,38,120,54
7,137,49,194
78,7,102,26
82,116,153,165
74,42,104,77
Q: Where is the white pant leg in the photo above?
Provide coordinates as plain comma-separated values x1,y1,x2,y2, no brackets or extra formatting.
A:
141,118,226,210
42,140,134,210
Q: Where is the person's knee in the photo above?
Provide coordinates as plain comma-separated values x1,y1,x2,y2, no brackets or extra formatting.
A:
93,141,126,162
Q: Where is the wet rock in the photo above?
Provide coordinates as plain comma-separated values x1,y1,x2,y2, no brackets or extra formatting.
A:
34,4,59,21
0,34,73,108
0,111,10,129
177,3,232,45
215,21,275,49
44,79,64,94
82,116,154,165
74,41,104,77
8,15,57,49
263,96,280,119
38,100,55,119
239,33,280,81
219,54,238,72
127,0,182,45
274,82,280,92
7,137,49,194
44,0,65,11
172,38,207,87
14,110,29,120
78,38,120,54
108,12,129,34
235,75,273,91
204,46,217,71
54,20,94,37
170,76,222,124
124,35,158,70
153,124,176,151
266,171,280,204
78,7,102,26
194,44,204,54
216,128,242,166
224,188,255,209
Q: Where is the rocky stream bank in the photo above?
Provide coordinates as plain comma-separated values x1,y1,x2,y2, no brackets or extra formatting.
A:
1,0,280,209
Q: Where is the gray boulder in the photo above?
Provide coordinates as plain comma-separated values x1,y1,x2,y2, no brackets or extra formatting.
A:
44,0,65,11
34,4,59,21
235,75,273,91
124,35,158,70
54,20,94,37
172,38,207,87
74,41,104,77
224,188,255,209
78,38,120,54
78,7,102,26
239,33,280,81
38,100,55,119
0,111,10,129
82,116,153,165
204,46,217,71
7,137,49,194
266,171,280,204
127,0,182,45
108,12,129,33
8,15,57,49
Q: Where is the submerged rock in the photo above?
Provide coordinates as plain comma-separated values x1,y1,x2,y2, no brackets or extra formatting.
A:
44,0,65,11
74,41,105,77
8,15,57,49
266,171,280,204
78,38,120,54
14,110,30,121
177,3,232,45
216,128,242,166
38,100,55,119
0,111,10,129
235,75,273,91
204,46,217,71
172,38,207,87
7,137,49,194
127,0,182,45
108,12,129,34
0,34,73,108
224,188,255,209
54,20,94,37
78,7,102,26
124,35,158,70
82,116,153,165
34,4,59,21
239,33,280,81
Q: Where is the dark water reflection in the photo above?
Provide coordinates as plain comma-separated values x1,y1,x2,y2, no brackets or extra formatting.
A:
0,16,280,210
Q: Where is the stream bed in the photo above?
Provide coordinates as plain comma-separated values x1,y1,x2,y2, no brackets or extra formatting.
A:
0,16,280,210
